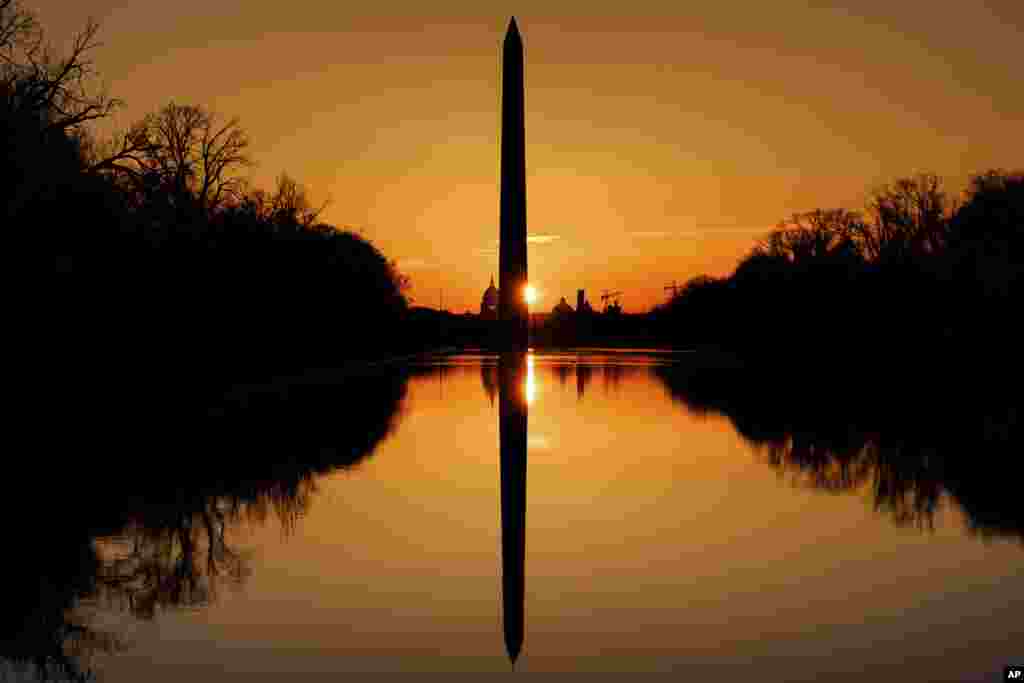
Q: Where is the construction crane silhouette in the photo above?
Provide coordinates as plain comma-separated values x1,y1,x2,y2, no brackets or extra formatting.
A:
600,290,623,313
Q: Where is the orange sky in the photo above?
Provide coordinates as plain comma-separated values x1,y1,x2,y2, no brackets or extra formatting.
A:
35,1,1024,311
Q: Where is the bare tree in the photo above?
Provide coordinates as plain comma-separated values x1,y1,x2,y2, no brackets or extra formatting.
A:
92,103,252,215
1,1,118,136
759,208,864,263
860,173,952,262
268,172,327,228
146,102,251,213
2,1,123,220
237,172,328,230
1,0,42,70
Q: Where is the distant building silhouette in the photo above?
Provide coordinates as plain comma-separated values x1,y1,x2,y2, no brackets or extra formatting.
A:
576,289,593,315
481,275,499,319
552,296,574,316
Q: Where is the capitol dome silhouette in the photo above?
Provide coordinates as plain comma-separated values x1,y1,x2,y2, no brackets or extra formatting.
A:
480,276,499,319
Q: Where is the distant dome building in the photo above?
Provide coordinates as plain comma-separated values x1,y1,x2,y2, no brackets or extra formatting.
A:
552,297,574,317
480,276,499,319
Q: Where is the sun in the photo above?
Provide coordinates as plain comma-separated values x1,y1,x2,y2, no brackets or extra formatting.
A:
524,284,537,305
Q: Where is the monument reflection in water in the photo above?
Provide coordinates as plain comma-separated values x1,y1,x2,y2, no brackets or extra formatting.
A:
498,353,528,665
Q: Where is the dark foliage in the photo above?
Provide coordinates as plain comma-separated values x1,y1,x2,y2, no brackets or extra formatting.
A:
651,172,1024,376
3,2,412,424
655,362,1023,541
2,364,410,681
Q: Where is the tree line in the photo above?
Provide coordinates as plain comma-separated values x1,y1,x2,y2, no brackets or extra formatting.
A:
652,170,1024,377
9,0,1021,383
4,1,410,395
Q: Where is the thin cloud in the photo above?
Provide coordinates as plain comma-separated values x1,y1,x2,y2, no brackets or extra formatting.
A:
628,231,674,238
397,258,438,270
482,234,561,249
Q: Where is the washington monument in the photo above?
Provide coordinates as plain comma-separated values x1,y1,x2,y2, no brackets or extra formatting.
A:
499,17,529,349
497,18,528,667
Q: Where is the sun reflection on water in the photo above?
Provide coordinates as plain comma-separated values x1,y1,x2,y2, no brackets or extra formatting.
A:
525,353,536,405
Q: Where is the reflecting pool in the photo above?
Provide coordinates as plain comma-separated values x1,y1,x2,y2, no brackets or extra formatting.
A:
4,351,1021,680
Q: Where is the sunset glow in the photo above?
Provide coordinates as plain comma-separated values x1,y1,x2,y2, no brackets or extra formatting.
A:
29,1,1024,313
11,0,1024,675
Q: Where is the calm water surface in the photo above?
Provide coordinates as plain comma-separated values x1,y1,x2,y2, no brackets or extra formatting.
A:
16,352,1023,680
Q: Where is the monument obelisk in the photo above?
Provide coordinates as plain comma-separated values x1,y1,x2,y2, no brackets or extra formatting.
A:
498,17,529,350
497,18,528,666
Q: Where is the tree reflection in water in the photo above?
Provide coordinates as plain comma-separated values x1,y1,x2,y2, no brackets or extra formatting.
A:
93,486,296,620
655,364,1023,541
2,369,410,681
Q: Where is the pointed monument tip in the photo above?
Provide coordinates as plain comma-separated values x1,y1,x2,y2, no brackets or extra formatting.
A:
507,16,520,35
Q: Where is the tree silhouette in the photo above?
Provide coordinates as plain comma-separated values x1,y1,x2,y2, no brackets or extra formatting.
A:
2,0,416,394
87,102,250,221
654,171,1022,370
862,173,951,262
759,209,863,265
0,2,117,134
